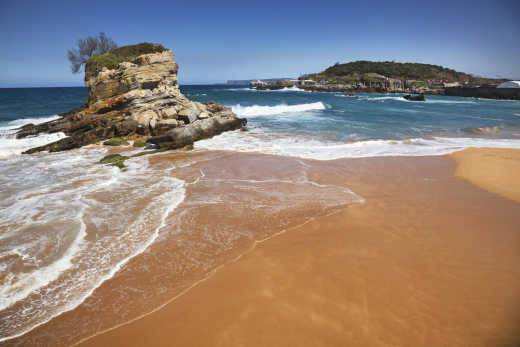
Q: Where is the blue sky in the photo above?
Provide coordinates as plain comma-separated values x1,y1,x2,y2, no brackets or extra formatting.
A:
1,0,519,87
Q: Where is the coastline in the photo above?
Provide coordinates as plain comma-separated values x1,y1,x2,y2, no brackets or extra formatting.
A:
9,148,520,346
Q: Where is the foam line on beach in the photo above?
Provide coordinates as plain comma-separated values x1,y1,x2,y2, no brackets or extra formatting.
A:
71,187,364,347
0,154,186,343
195,129,520,160
0,208,87,311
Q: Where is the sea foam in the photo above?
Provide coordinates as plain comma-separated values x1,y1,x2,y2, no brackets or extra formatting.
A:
0,149,186,342
0,115,67,158
356,95,476,104
231,102,326,117
195,128,520,160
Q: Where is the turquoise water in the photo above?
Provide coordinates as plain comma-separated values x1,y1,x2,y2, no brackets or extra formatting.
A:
1,85,520,158
183,85,520,141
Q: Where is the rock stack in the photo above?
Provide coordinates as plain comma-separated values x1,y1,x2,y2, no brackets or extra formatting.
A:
18,43,246,153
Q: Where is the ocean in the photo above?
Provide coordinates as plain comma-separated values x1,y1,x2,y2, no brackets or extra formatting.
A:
1,85,520,343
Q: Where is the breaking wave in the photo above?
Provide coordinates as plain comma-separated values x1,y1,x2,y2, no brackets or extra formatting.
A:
0,148,186,342
0,115,67,158
231,102,326,117
195,128,520,160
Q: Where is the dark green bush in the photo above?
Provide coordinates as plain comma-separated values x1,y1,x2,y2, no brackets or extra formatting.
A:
319,61,471,81
85,43,167,78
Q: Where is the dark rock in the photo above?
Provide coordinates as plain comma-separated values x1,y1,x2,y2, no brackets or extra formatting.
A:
147,115,245,149
145,144,160,150
403,93,426,101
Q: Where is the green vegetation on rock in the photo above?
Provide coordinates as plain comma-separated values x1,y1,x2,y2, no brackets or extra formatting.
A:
304,60,507,86
99,142,197,170
99,154,129,169
180,144,194,151
103,137,130,146
131,148,168,157
318,61,470,81
132,140,147,147
85,42,167,78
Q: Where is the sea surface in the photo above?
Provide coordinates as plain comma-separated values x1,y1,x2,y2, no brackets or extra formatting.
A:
1,85,520,343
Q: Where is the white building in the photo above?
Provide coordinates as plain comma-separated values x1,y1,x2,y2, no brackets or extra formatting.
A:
497,81,520,88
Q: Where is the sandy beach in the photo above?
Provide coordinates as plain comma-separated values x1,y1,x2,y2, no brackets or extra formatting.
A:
450,148,520,203
17,148,508,347
5,148,520,346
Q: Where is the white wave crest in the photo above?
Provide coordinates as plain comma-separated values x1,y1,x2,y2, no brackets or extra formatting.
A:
358,95,476,104
267,86,309,92
195,129,520,160
231,102,326,117
0,115,67,158
0,115,61,131
425,99,476,104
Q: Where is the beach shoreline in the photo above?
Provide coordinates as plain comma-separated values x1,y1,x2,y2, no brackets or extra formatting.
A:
6,148,520,346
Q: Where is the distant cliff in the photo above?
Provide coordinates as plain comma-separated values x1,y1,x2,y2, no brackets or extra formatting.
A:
17,43,246,153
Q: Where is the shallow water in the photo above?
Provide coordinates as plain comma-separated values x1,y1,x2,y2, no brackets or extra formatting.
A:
0,148,185,341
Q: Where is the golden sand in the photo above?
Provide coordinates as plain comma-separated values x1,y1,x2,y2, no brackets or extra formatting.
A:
73,152,520,347
450,148,520,203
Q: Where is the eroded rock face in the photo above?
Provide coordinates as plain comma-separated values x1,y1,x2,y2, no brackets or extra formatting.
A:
18,46,246,153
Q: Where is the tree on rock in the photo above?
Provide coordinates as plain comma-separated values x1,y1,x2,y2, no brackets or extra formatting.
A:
67,32,117,73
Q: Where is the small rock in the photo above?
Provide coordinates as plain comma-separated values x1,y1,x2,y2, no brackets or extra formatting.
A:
145,144,160,150
178,106,198,124
162,107,178,119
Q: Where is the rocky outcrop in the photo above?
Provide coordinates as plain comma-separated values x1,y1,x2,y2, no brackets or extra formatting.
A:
18,44,246,153
255,80,297,90
403,94,425,101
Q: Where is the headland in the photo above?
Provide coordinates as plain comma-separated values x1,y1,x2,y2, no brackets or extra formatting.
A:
249,61,520,100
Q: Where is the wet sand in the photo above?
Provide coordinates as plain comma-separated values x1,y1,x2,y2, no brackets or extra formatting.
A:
69,150,520,347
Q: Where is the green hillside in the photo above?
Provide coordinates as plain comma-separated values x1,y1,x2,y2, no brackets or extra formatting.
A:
85,43,167,79
306,61,477,82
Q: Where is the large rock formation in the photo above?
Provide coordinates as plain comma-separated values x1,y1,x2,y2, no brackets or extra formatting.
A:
18,43,246,153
